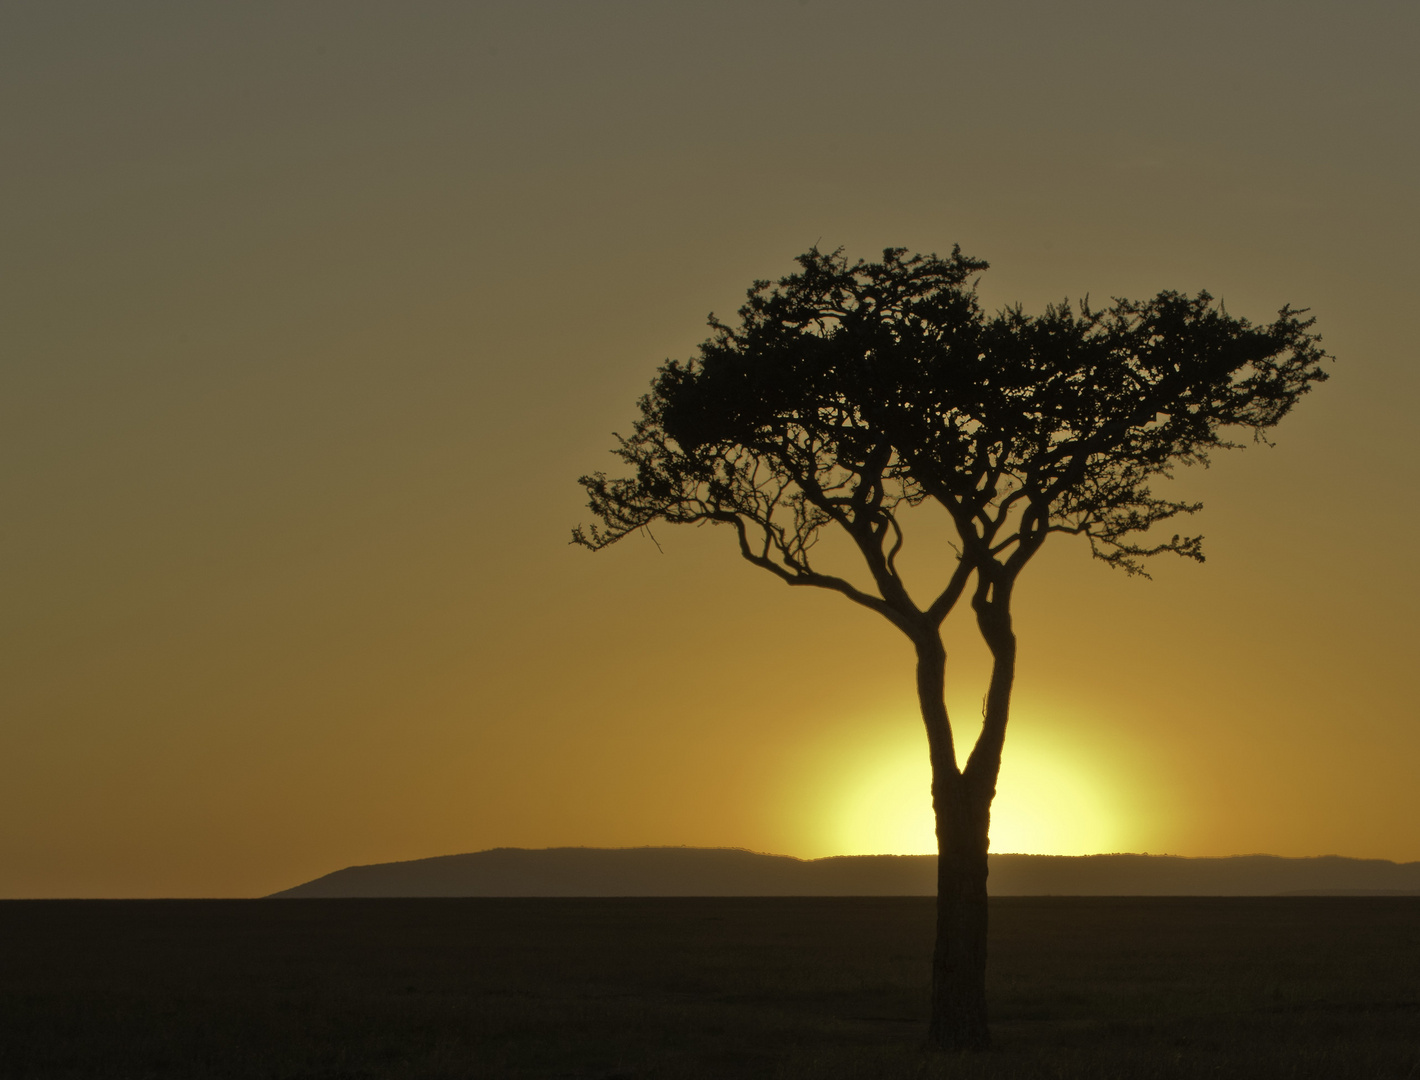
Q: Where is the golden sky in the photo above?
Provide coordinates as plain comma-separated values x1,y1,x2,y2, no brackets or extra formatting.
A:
2,2,1417,897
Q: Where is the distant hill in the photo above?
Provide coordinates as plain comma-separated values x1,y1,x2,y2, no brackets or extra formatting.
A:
269,847,1420,898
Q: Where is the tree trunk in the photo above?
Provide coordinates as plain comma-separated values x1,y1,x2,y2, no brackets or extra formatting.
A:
918,605,1016,1052
929,779,992,1050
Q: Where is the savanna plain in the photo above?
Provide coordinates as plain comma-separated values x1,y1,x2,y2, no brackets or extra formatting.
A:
3,896,1418,1079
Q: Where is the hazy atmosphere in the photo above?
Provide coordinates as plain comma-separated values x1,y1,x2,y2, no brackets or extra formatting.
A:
3,1,1417,898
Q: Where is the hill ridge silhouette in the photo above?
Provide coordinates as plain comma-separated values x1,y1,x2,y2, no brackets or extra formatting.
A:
269,847,1420,898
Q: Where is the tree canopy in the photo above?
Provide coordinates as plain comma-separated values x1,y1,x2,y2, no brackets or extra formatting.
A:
576,247,1326,635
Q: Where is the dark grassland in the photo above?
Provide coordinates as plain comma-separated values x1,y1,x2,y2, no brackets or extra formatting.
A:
2,897,1417,1079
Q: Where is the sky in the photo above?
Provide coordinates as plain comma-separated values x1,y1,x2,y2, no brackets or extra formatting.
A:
2,0,1417,898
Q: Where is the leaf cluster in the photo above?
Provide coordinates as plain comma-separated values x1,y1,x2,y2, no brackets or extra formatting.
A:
575,247,1328,639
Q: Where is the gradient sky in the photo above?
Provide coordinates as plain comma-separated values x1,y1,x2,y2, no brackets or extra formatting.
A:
2,1,1417,898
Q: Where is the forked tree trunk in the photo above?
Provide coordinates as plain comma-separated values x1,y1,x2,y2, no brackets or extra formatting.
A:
917,616,1015,1052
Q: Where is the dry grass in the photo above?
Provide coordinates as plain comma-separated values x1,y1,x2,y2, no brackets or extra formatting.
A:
2,896,1417,1078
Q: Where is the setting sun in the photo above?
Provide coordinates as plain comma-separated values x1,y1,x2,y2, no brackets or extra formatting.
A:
832,726,1121,856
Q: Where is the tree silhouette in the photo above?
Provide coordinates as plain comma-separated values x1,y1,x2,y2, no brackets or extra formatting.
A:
574,247,1329,1050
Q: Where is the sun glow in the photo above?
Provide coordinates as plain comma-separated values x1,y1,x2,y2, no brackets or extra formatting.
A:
833,728,1121,856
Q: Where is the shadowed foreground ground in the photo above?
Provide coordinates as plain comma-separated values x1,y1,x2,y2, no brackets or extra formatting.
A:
2,897,1417,1078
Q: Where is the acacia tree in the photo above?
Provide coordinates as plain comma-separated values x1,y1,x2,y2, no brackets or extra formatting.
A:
574,247,1328,1050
